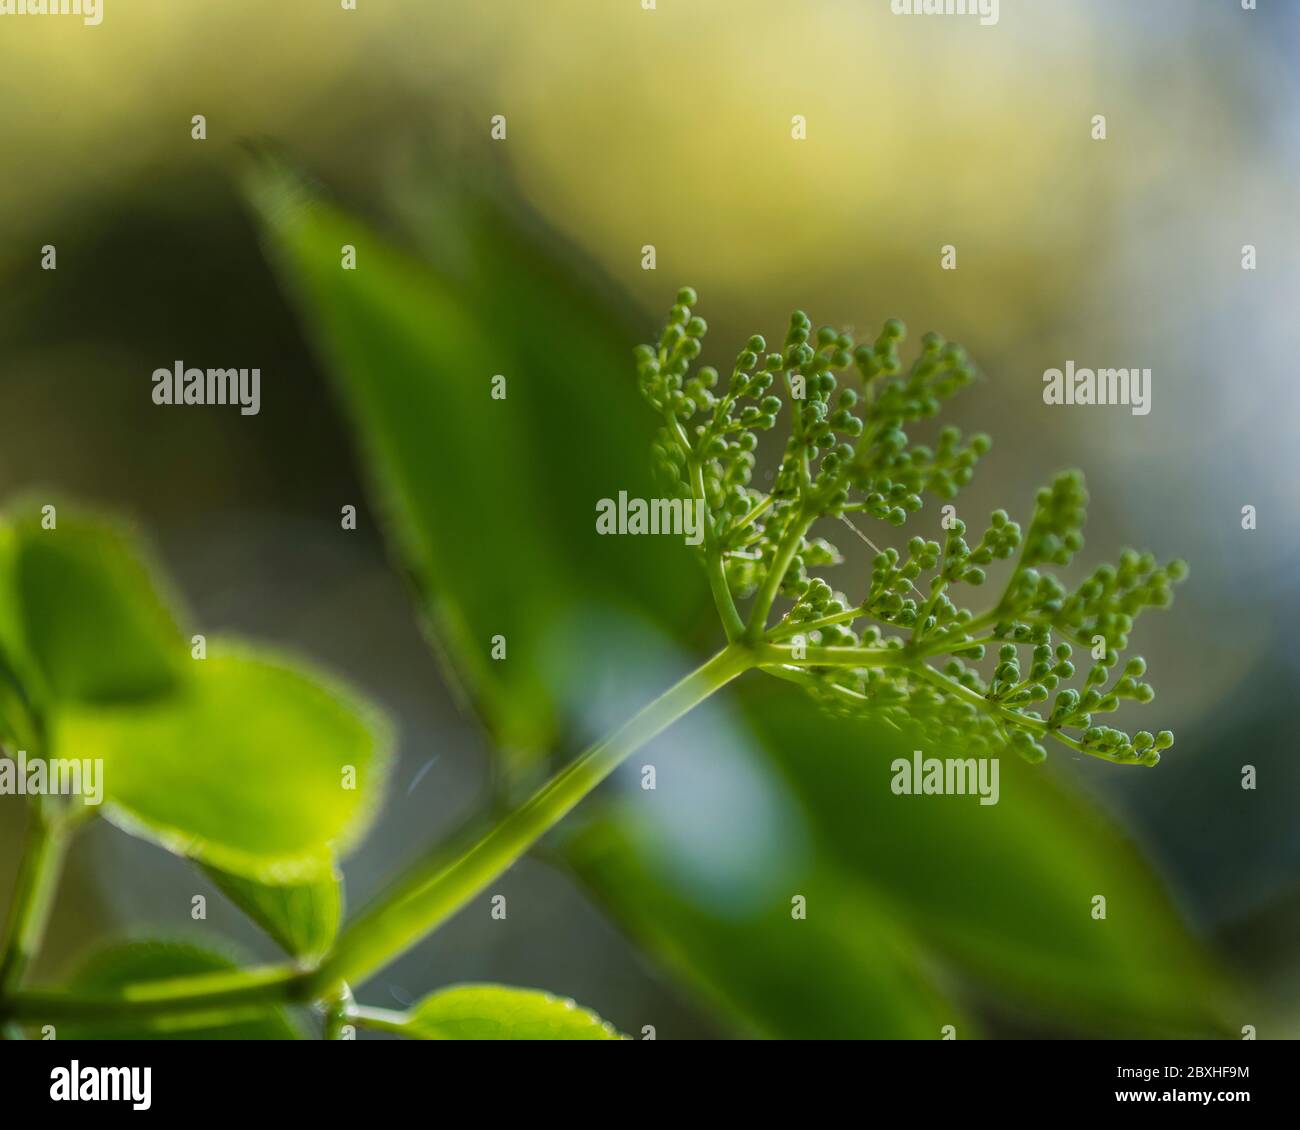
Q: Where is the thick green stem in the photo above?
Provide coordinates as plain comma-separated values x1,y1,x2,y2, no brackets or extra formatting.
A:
0,802,68,1003
308,642,755,994
323,983,354,1040
756,642,900,668
0,644,755,1025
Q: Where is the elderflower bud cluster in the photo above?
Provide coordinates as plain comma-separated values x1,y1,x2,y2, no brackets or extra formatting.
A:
634,290,1187,767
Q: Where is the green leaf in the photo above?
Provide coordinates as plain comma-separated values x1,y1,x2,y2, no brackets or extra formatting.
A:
56,941,301,1040
0,525,33,749
53,644,391,882
248,169,1226,1039
572,816,960,1040
248,169,702,774
740,681,1236,1036
398,985,623,1040
564,668,963,1040
0,504,185,713
203,865,342,962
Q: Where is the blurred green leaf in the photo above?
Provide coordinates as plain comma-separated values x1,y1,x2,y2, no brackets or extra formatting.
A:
740,681,1234,1036
54,645,390,882
0,505,185,714
0,524,31,749
203,865,342,963
57,941,301,1039
571,816,960,1040
248,169,702,776
560,659,964,1041
247,169,1226,1040
398,984,623,1040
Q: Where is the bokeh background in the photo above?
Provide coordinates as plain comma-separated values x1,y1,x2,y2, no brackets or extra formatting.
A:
1,0,1297,1038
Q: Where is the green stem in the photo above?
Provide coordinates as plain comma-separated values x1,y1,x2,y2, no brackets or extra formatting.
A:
745,508,813,643
911,577,949,643
953,609,1001,636
0,802,68,1004
347,1004,411,1036
722,493,773,542
0,963,312,1023
308,642,755,994
918,632,996,657
756,642,900,668
323,983,354,1040
707,542,745,642
690,455,745,641
0,644,756,1025
768,605,864,642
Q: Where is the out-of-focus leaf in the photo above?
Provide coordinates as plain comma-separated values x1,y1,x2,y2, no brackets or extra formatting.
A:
249,167,1225,1039
247,168,702,776
0,523,31,749
0,505,185,712
398,985,623,1040
203,865,342,963
563,655,963,1041
740,681,1235,1036
57,941,301,1040
571,818,959,1040
54,645,390,883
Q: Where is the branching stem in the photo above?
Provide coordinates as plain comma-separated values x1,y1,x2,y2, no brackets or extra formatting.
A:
744,507,814,644
690,453,745,640
1,644,756,1025
307,642,754,993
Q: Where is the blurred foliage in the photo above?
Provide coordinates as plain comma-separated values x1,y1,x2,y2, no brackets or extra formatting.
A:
2,0,1293,1039
397,984,623,1041
575,825,960,1040
251,168,1236,1037
248,162,703,781
57,649,386,883
0,510,186,713
57,941,301,1040
742,683,1231,1035
201,867,342,964
0,503,388,989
